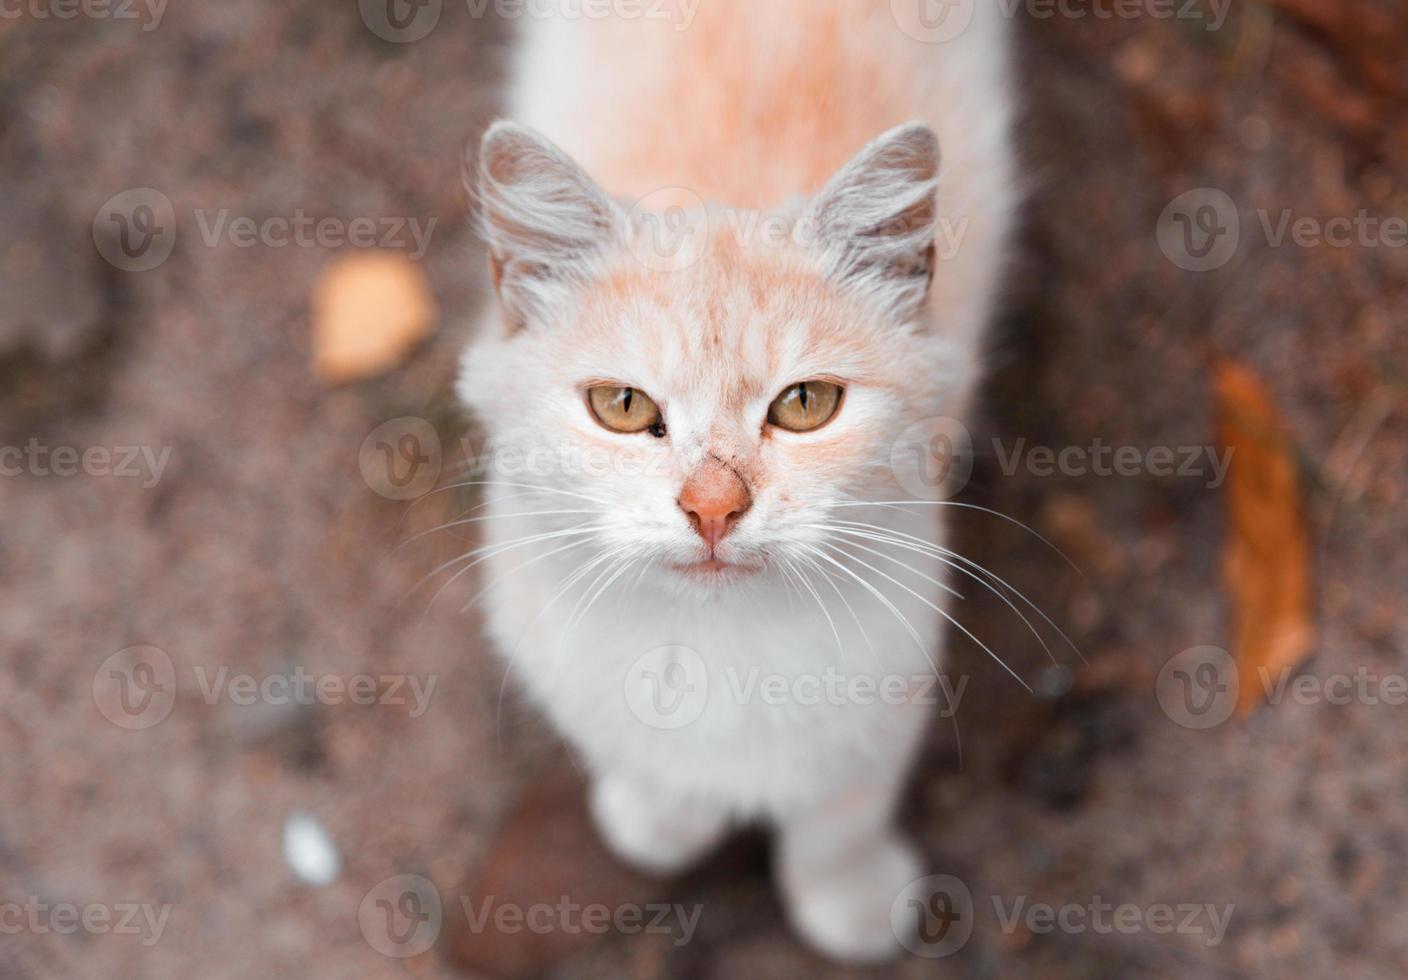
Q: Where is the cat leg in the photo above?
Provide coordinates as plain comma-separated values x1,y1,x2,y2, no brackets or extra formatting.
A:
588,771,729,877
775,775,924,963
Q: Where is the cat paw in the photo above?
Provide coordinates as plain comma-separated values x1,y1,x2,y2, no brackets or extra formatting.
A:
779,834,923,964
588,773,728,877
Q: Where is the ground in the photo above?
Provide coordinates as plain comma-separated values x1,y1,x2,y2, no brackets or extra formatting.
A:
2,1,1406,978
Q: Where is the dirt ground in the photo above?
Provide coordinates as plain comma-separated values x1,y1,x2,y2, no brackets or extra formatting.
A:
2,1,1406,978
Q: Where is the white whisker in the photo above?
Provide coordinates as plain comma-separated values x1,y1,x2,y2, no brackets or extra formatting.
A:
833,498,1085,579
821,541,1032,694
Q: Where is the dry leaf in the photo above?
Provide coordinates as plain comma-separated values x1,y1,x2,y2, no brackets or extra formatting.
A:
1213,358,1315,715
311,251,436,385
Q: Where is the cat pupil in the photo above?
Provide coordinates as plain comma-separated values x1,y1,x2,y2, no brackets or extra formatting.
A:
798,383,809,412
622,388,634,413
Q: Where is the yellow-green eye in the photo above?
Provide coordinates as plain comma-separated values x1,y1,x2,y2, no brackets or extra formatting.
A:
587,385,665,436
767,381,843,432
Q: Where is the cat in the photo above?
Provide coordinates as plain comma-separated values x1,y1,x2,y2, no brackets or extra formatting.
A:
457,0,1015,962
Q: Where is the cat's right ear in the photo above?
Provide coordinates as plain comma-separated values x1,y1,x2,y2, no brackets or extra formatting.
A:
477,121,624,331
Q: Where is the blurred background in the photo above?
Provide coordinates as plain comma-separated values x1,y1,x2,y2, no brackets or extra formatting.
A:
2,1,1406,977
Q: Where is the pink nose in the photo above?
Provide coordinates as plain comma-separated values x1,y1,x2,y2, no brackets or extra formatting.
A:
679,461,752,552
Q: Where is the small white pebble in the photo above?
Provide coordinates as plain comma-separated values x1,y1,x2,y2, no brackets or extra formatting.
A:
283,813,341,886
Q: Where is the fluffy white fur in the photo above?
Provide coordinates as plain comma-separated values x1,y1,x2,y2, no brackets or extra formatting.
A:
458,0,1014,962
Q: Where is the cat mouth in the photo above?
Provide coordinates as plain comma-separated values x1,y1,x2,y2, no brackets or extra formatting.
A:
670,558,759,580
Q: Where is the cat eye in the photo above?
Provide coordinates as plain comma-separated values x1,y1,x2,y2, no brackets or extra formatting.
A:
767,381,844,433
587,385,666,436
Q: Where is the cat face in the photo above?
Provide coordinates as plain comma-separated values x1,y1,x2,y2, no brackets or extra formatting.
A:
459,122,958,592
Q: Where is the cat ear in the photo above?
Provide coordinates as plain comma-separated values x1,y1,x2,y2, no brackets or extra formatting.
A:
477,121,624,330
803,123,941,322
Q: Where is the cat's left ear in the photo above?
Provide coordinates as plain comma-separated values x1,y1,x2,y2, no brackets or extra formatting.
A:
803,123,940,322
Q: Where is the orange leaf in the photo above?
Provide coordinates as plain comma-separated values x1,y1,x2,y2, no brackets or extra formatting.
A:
1213,358,1315,715
311,251,437,385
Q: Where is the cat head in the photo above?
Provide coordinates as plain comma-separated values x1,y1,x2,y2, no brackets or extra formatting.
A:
459,120,961,592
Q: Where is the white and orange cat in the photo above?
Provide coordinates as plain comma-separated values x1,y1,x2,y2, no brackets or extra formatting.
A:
458,0,1015,961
